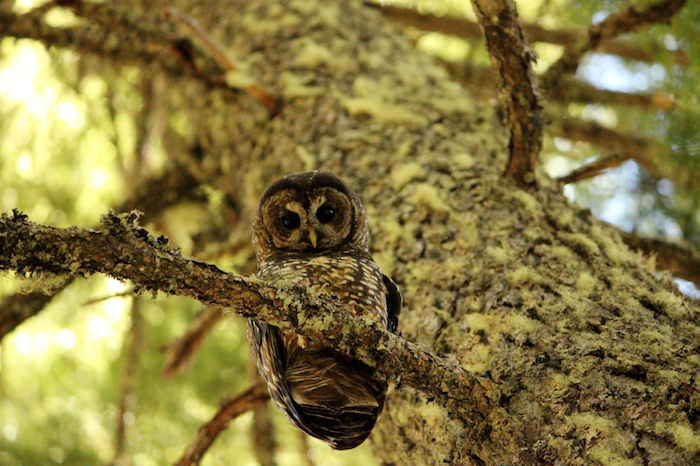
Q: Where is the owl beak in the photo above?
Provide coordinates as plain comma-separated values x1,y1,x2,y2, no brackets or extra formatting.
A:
308,228,318,249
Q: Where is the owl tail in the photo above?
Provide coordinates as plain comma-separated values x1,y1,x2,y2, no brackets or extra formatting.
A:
294,402,381,450
286,354,387,449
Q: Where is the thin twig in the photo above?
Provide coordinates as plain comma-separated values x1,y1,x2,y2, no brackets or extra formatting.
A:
470,0,543,187
164,8,278,113
547,111,698,194
251,404,279,466
541,0,687,91
0,5,278,112
161,306,224,377
557,154,629,184
174,382,270,466
112,297,143,465
82,289,135,306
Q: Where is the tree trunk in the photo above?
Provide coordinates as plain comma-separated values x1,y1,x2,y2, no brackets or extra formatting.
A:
7,0,700,464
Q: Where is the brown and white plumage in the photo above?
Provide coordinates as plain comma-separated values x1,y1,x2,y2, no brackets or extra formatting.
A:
247,171,401,450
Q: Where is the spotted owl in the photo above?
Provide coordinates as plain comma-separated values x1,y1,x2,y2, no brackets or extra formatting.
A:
247,171,401,450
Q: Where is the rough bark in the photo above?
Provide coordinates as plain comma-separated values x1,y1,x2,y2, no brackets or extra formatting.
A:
2,1,700,465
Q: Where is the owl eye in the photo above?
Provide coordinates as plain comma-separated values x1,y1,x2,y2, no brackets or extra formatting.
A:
281,212,300,230
317,205,335,224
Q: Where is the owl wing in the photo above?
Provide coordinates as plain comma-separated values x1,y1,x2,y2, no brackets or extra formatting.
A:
382,274,402,334
247,320,304,421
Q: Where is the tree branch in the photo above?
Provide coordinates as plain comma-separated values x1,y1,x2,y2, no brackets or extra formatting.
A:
112,297,143,465
556,154,629,184
369,2,688,65
447,63,675,110
174,382,270,466
470,0,543,187
545,113,698,192
551,78,675,110
541,0,687,91
0,167,202,339
621,232,700,286
162,306,224,377
0,210,498,420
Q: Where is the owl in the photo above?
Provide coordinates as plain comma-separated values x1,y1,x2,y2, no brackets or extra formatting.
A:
247,171,401,450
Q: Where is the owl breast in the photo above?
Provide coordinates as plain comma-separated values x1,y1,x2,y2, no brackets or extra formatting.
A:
258,251,389,326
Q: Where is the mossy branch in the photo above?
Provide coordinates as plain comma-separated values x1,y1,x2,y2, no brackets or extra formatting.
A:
0,2,277,111
369,2,688,65
0,167,203,339
0,210,498,420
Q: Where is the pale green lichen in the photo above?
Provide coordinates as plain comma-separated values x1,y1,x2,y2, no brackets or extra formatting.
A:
443,256,466,273
657,369,684,385
291,38,352,71
656,422,700,453
452,153,476,169
376,218,405,245
588,445,638,466
394,139,414,159
409,260,440,282
652,290,689,320
372,250,395,277
575,271,597,297
464,313,498,332
391,163,427,190
241,11,286,35
509,190,544,217
460,344,491,373
279,72,325,99
638,328,673,349
225,71,256,89
485,245,511,263
671,424,700,453
507,266,546,286
608,267,637,288
594,229,636,265
551,244,578,263
504,313,538,333
567,413,635,465
547,373,571,399
558,232,601,257
453,212,480,248
412,184,450,212
555,210,574,228
340,96,429,126
464,312,538,335
7,271,69,295
294,145,317,171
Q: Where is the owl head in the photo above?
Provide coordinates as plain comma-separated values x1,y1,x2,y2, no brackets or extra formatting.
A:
252,172,369,260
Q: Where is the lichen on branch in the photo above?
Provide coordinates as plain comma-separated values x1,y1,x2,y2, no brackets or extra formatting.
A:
0,209,498,422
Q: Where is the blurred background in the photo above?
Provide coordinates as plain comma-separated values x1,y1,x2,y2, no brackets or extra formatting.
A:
1,0,699,465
